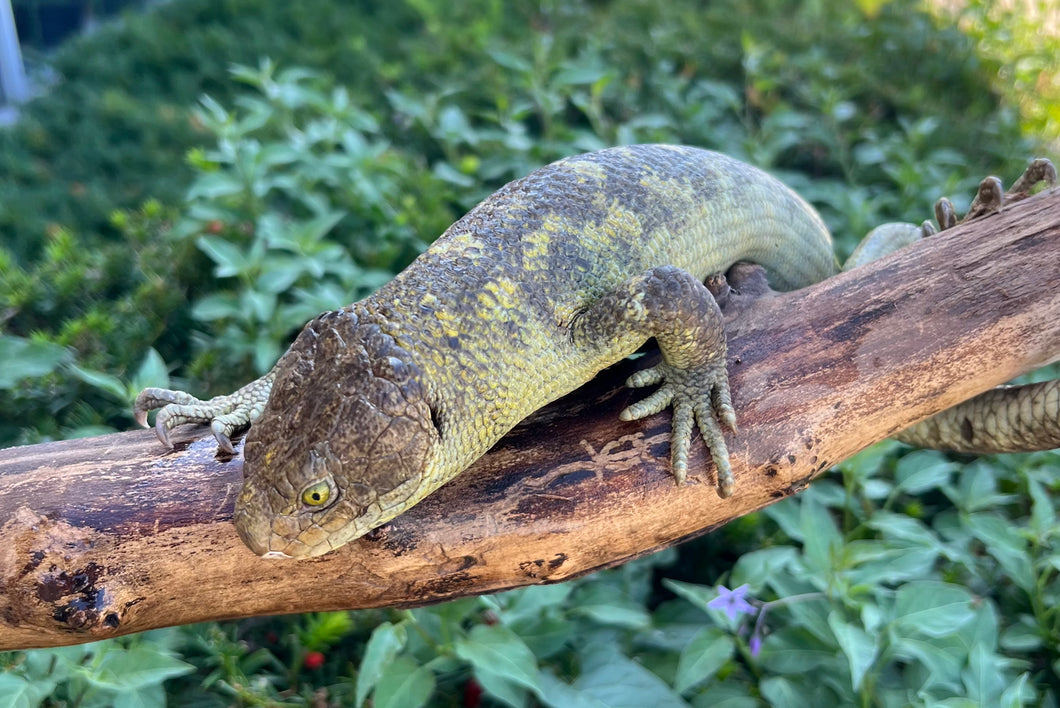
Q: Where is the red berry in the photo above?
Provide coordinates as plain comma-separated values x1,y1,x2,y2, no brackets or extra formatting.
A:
303,651,326,670
205,220,224,234
463,678,482,707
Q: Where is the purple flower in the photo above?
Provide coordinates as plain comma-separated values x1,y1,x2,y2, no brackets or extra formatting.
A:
749,633,763,658
708,584,756,621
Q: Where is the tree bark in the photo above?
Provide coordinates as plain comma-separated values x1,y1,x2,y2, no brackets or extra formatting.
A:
1,188,1058,651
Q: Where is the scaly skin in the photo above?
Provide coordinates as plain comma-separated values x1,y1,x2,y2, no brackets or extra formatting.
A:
134,145,1057,558
895,380,1060,454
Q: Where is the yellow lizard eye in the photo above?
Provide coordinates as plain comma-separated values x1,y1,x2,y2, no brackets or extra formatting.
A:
301,481,332,507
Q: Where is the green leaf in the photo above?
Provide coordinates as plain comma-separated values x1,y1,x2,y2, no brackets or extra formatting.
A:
538,670,609,708
85,645,193,691
569,600,651,629
662,579,716,615
487,49,532,73
454,624,542,702
113,682,166,708
893,581,975,638
961,643,1007,704
570,583,651,629
575,643,688,708
502,584,573,620
763,499,803,541
295,210,346,246
244,289,277,323
730,547,797,589
758,677,803,708
258,143,299,168
431,597,481,627
191,293,241,321
852,0,890,19
1027,477,1056,540
299,611,354,652
756,628,836,673
1000,618,1042,652
356,621,408,708
827,612,877,691
893,450,959,494
256,257,306,294
674,628,734,693
372,657,434,708
0,336,71,389
253,334,281,375
845,542,938,585
69,365,129,400
946,462,1012,512
800,495,842,577
197,235,249,277
186,171,243,201
866,512,938,546
470,666,529,708
0,672,50,708
131,349,170,391
961,512,1035,592
433,161,475,187
693,682,761,707
891,635,964,688
999,673,1033,708
553,64,612,87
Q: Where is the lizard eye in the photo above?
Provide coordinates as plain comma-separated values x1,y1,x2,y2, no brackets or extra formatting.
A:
301,481,332,508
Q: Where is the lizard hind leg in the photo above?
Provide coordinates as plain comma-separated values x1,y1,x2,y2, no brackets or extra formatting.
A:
572,265,737,497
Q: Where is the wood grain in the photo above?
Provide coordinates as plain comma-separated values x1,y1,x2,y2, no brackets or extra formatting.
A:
1,187,1057,650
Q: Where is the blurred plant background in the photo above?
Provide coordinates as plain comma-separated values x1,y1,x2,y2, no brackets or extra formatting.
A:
1,0,1058,705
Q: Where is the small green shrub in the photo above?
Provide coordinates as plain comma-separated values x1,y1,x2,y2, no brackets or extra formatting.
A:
0,629,192,706
0,201,188,443
0,0,1046,446
170,61,455,381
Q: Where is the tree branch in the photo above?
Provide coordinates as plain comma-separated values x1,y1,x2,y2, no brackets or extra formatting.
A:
2,187,1058,650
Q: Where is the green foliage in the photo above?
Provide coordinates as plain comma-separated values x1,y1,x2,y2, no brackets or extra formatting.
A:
1,0,1048,446
950,0,1060,150
0,630,193,707
0,201,186,444
0,0,439,261
170,60,452,381
2,0,1058,704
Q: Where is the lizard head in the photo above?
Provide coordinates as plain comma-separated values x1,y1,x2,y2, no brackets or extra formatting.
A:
237,308,441,558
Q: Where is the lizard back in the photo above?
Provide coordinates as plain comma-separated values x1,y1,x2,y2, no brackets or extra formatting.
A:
362,144,836,472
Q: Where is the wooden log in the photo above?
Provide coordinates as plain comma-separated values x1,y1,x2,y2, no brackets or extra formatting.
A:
1,187,1058,651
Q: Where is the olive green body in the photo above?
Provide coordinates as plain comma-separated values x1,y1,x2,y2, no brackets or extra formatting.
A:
383,145,836,475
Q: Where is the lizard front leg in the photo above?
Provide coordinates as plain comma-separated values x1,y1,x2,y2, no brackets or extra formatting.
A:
572,265,737,497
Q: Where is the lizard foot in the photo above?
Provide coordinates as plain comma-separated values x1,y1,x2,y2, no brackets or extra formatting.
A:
935,157,1056,231
134,371,276,454
620,360,737,497
572,265,738,497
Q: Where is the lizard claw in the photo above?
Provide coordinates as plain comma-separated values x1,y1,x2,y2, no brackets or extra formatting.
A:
964,176,1004,222
935,158,1056,232
155,413,174,449
620,361,737,496
1006,157,1056,201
